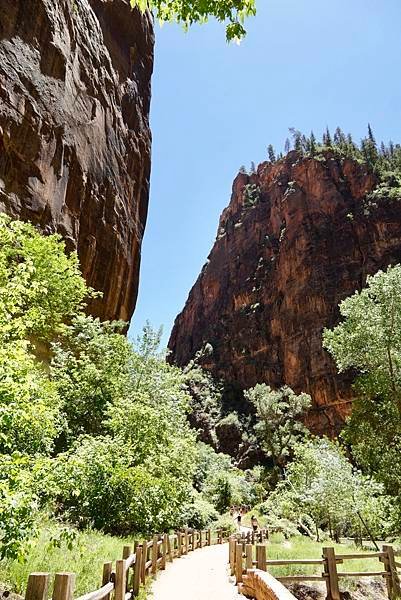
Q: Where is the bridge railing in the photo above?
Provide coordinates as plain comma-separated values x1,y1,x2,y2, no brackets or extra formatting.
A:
229,536,401,600
24,528,226,600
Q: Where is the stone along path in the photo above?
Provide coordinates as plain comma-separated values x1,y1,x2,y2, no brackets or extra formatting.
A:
151,543,243,599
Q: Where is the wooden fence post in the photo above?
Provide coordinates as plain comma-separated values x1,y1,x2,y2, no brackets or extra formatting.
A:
25,573,49,600
199,530,203,549
53,574,75,600
133,545,143,597
123,546,131,589
102,562,112,600
218,529,222,544
141,542,147,584
151,535,158,575
256,545,266,571
323,547,340,600
207,530,211,546
383,545,401,599
176,532,182,558
184,529,189,555
166,534,173,562
161,534,168,570
115,560,126,600
245,544,253,570
235,543,243,584
229,539,236,576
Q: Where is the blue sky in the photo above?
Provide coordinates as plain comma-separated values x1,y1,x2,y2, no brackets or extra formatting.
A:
129,0,401,346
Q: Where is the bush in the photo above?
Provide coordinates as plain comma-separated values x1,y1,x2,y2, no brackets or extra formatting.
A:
53,435,195,535
0,455,40,560
213,513,237,536
181,496,219,529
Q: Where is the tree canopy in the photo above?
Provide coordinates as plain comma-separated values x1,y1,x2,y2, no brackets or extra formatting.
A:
130,0,257,41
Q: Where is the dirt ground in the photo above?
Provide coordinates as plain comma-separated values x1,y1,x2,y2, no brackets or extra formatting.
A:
289,579,388,600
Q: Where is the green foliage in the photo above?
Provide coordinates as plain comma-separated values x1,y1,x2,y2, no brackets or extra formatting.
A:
267,144,276,163
0,455,39,561
0,215,89,344
323,264,401,414
266,438,390,540
183,364,223,445
0,215,204,558
213,513,237,536
324,264,401,529
0,342,60,455
244,384,311,475
180,494,219,529
281,125,401,204
243,183,261,208
53,435,195,534
130,0,257,41
0,215,90,559
0,522,135,596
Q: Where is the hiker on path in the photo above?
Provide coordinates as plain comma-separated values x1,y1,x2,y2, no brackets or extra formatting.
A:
236,512,242,531
251,515,259,532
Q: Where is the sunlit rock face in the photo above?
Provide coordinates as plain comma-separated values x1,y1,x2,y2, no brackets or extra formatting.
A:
0,0,153,322
169,152,401,434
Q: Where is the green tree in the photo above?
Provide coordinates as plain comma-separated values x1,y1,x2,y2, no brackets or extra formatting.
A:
324,264,401,527
51,316,133,444
310,131,317,155
130,0,257,41
267,438,389,541
267,144,276,162
323,264,401,416
244,384,311,479
0,215,89,345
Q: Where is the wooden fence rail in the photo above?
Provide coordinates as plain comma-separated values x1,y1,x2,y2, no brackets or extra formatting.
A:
229,536,401,600
24,528,225,600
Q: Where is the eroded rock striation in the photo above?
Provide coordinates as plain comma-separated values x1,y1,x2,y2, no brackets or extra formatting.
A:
0,0,153,321
169,152,401,434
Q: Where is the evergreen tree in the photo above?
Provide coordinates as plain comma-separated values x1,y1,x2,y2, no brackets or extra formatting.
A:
289,128,302,153
324,126,332,147
334,127,346,146
267,144,276,163
368,123,376,146
284,138,290,154
250,161,256,174
310,131,317,156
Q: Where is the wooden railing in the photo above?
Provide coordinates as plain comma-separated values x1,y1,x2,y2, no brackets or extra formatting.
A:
24,528,225,600
229,535,401,600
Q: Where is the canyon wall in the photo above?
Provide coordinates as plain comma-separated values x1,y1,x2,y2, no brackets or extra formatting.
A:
169,152,401,434
0,0,153,322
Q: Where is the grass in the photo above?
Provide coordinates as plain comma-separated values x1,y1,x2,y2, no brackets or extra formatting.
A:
247,532,399,595
0,521,142,597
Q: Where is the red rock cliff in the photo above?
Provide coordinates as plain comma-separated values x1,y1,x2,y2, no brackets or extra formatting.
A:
168,152,401,434
0,0,153,322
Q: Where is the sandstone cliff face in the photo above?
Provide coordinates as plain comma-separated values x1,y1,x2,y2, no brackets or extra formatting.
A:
0,0,153,321
169,152,401,434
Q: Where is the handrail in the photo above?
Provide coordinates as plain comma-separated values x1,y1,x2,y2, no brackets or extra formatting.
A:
230,536,401,600
24,528,226,600
75,582,114,600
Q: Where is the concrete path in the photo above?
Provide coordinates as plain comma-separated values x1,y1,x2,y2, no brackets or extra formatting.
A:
150,543,243,599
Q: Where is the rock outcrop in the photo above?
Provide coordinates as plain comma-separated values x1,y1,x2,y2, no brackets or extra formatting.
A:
0,0,153,321
169,152,401,434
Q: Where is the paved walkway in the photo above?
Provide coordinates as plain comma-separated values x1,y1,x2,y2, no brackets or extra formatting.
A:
150,543,243,599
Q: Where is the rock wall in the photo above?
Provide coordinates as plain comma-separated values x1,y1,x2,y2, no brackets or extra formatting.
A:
169,152,401,434
0,0,153,322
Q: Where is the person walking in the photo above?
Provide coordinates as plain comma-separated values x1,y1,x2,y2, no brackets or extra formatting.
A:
251,515,259,532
